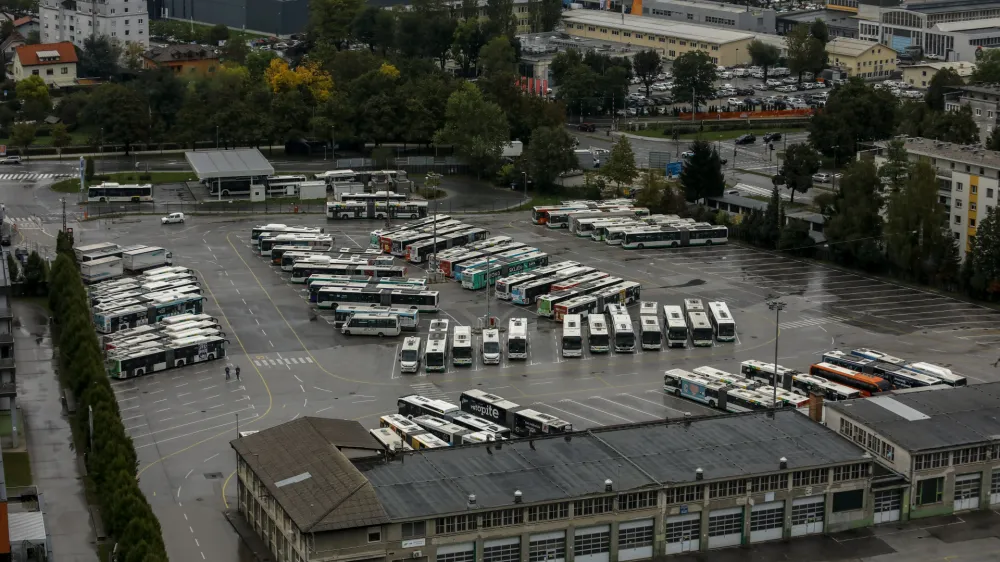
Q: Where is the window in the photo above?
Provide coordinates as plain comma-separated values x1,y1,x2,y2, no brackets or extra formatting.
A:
686,13,693,19
574,496,614,516
528,535,564,562
46,68,53,75
989,188,995,198
367,527,381,543
401,521,425,539
793,468,827,487
435,515,476,534
669,50,676,56
619,491,657,511
664,485,701,504
954,447,987,465
709,479,747,499
484,540,520,562
972,202,978,211
619,523,653,551
526,502,569,522
976,108,982,116
679,40,686,45
956,182,963,191
711,45,719,50
751,474,787,492
956,215,962,224
956,200,964,209
61,67,68,74
916,477,944,505
832,489,864,512
833,463,867,482
481,508,523,529
574,529,610,557
915,452,949,470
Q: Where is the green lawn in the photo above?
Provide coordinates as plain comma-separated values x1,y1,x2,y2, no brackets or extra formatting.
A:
634,128,806,142
3,451,32,487
0,129,92,149
51,171,198,194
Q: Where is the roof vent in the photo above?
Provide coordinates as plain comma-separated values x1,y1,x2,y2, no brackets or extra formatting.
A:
780,457,788,470
514,490,522,503
604,479,613,492
696,468,704,480
468,494,477,507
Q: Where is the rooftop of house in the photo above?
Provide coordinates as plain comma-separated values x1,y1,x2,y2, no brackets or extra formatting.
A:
14,42,77,66
144,44,219,64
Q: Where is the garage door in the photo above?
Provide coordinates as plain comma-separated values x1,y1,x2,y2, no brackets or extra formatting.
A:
749,501,785,543
528,531,565,562
574,524,610,562
436,542,475,562
954,473,981,512
873,489,902,524
618,519,654,561
790,496,824,537
483,537,520,562
708,507,743,549
665,513,701,555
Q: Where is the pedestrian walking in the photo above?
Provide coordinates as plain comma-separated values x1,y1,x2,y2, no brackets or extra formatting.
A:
235,366,241,381
225,366,231,380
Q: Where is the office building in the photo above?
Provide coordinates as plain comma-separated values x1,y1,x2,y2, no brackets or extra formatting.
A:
826,383,1000,521
40,0,148,48
0,257,12,413
232,410,874,561
944,84,1000,144
873,137,1000,257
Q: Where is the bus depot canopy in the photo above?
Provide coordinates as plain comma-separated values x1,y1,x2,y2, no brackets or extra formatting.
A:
184,149,274,180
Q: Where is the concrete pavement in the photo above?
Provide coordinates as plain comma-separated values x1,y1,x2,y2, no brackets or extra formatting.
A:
14,298,99,562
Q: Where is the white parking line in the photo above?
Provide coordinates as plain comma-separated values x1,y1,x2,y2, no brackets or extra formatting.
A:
877,309,993,319
592,396,660,418
927,320,1000,330
535,402,602,427
131,407,255,439
634,391,691,414
560,399,633,423
135,416,256,449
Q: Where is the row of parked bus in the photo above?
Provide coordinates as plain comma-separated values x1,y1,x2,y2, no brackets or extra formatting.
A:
532,203,730,249
100,313,229,379
397,318,527,372
88,266,205,334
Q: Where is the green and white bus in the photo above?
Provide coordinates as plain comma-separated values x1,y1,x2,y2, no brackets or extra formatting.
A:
461,252,550,290
536,276,624,318
621,224,729,249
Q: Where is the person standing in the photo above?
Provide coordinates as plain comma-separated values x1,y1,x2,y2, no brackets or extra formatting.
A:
235,365,241,381
225,366,231,380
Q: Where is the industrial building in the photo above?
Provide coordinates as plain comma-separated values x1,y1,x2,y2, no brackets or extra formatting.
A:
150,0,307,36
232,410,876,561
776,9,860,38
562,10,755,65
872,136,1000,258
852,0,1000,60
634,0,775,34
899,60,975,87
825,382,1000,521
39,0,149,48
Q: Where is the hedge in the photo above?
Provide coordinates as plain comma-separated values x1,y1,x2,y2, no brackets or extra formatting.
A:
49,231,168,562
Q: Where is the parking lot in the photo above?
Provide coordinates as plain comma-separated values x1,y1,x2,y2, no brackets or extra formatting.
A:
73,210,998,562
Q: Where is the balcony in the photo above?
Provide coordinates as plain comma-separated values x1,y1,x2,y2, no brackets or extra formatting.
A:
0,380,16,397
0,358,14,370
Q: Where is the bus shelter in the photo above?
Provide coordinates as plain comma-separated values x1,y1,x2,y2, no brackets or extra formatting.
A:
185,149,275,201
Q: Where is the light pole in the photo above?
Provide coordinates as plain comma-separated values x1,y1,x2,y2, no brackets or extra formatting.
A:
766,296,786,409
216,125,220,149
522,172,528,200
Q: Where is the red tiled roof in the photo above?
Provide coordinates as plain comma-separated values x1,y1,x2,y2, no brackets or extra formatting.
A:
15,42,78,66
12,16,32,27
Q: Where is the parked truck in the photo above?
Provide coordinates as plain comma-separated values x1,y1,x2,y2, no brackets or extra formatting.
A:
121,246,173,273
81,256,124,284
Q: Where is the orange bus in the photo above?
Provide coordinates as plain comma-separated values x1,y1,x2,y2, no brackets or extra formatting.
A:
809,362,892,396
531,205,587,225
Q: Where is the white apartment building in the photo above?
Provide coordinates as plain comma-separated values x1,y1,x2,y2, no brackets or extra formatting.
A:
874,137,1000,259
39,0,148,49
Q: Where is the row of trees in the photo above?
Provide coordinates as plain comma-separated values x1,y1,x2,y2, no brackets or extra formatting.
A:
49,232,167,562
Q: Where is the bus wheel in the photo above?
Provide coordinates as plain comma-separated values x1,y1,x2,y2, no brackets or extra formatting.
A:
637,243,644,249
131,197,140,202
208,353,216,360
706,240,713,246
176,359,185,367
709,400,716,408
136,368,145,377
100,197,107,202
344,330,351,335
377,332,384,337
222,190,230,196
672,242,679,248
673,388,680,396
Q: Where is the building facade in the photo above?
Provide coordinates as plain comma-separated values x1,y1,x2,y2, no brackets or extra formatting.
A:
39,0,149,48
856,0,1000,60
944,84,1000,143
142,44,219,74
562,10,754,65
826,37,897,78
776,9,860,38
12,42,78,87
233,411,876,562
873,137,1000,259
632,0,776,34
0,265,13,413
900,60,975,87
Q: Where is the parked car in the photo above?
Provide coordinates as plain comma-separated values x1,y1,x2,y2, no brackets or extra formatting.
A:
735,134,756,145
726,97,742,107
0,235,10,247
753,83,768,91
812,172,832,183
762,132,782,143
161,212,185,224
1,156,22,165
736,88,755,96
579,122,596,132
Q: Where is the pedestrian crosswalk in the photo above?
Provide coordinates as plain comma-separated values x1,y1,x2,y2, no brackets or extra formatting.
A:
252,355,315,367
732,182,790,200
0,173,71,181
4,216,44,229
779,315,846,330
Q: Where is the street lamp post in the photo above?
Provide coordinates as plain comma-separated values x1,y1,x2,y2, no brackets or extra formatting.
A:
522,172,528,200
766,297,787,409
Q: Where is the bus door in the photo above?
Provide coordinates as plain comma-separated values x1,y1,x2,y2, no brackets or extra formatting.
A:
367,199,376,217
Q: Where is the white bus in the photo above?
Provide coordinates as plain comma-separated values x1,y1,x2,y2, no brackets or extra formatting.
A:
380,414,426,440
621,224,729,249
609,309,635,353
740,360,862,401
688,312,713,347
341,313,401,337
369,427,412,452
640,316,661,350
507,318,528,359
587,314,610,353
425,333,448,372
663,305,688,348
399,336,421,373
683,299,704,315
639,301,658,317
451,413,511,440
87,182,154,202
482,328,501,364
409,433,450,450
460,389,521,427
396,395,461,420
692,366,758,389
904,362,966,386
663,369,729,408
707,301,737,342
562,314,583,357
412,415,472,446
453,326,473,366
250,223,324,241
266,175,308,196
511,409,573,437
850,348,905,365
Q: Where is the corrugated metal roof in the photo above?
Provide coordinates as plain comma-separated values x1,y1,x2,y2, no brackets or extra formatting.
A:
184,149,275,179
8,512,45,543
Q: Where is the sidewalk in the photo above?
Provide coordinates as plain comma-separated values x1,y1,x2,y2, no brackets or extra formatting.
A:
14,300,98,562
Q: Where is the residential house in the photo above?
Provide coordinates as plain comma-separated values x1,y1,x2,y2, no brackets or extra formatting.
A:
142,44,219,75
12,42,78,87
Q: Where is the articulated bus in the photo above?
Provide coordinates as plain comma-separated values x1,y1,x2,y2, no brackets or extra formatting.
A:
281,249,387,271
251,224,324,242
328,305,419,330
494,261,580,300
369,427,412,452
462,252,550,290
755,385,812,408
451,413,511,440
305,274,425,291
604,224,650,245
386,224,471,257
850,348,906,366
271,245,332,265
621,224,729,249
460,389,520,427
687,312,714,347
257,234,335,255
316,286,439,311
369,215,452,247
532,205,590,225
434,238,518,275
452,246,539,282
587,314,610,353
692,366,759,390
405,228,490,264
707,301,737,342
809,362,892,396
326,200,429,220
412,415,473,446
572,217,631,237
821,351,943,389
741,360,865,401
568,208,652,234
510,266,599,305
291,263,405,283
551,271,611,292
589,219,643,241
308,279,428,303
536,276,624,317
562,314,583,357
904,362,966,387
397,394,461,421
549,207,648,230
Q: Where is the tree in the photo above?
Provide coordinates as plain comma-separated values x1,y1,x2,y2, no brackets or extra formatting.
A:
220,38,249,65
747,39,781,83
21,251,45,295
680,140,725,203
434,82,510,174
78,36,122,78
82,84,150,154
967,205,1000,298
670,51,716,107
10,123,36,156
818,158,885,270
5,252,18,283
761,184,783,249
50,123,71,155
0,20,13,42
971,49,1000,84
602,136,638,195
925,67,964,111
309,0,363,51
878,138,909,192
809,78,897,163
522,126,578,191
884,160,952,284
537,0,562,31
15,74,49,107
809,19,830,44
25,30,39,45
121,41,146,70
786,24,827,82
206,23,229,44
485,0,517,38
779,143,820,203
85,156,95,181
451,19,486,76
632,50,662,99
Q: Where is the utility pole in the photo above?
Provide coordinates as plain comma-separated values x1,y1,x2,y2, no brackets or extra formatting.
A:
767,297,786,409
61,198,66,232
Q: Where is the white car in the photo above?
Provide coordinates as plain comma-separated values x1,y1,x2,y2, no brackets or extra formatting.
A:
719,71,733,79
161,212,185,224
652,83,668,91
726,97,742,106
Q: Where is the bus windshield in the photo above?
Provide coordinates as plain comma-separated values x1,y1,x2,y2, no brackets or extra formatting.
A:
453,346,473,359
692,327,713,341
590,333,609,347
642,330,660,345
562,335,582,350
427,353,445,367
615,332,635,348
668,327,688,340
717,323,735,337
508,338,527,354
401,350,418,362
484,341,500,354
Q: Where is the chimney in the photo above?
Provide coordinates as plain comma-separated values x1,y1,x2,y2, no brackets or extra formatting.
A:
696,468,704,480
514,490,523,503
605,479,613,492
780,457,788,470
809,391,824,422
468,494,477,508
